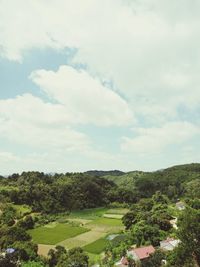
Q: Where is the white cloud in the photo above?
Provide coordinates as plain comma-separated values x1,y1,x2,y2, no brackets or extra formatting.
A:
0,0,200,172
1,0,200,123
0,64,134,173
121,121,200,155
30,65,134,126
0,94,90,151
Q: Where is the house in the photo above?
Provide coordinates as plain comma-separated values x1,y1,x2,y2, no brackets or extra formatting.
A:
115,256,129,266
160,238,180,251
127,245,155,262
115,245,155,266
176,201,185,210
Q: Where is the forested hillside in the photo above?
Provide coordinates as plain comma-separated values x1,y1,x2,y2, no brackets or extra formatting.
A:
0,163,199,214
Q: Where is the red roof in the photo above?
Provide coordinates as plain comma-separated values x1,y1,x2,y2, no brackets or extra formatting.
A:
133,245,155,260
121,257,129,265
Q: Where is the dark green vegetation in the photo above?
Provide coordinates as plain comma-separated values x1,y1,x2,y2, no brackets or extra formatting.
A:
0,163,200,266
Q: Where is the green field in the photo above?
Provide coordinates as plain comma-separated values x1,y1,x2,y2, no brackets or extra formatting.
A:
28,223,89,245
28,207,125,259
83,238,109,254
69,207,108,219
87,253,101,266
105,208,129,215
90,217,123,227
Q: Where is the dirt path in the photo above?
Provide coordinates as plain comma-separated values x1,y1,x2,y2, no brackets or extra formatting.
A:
38,244,55,256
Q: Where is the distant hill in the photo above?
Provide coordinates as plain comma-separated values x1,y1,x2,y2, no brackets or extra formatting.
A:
88,163,200,188
102,171,147,187
85,170,125,177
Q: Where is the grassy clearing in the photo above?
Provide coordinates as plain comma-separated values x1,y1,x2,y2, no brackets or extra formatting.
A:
13,204,32,217
58,229,106,248
66,218,92,225
105,208,129,215
103,214,123,219
83,238,109,254
28,223,89,245
90,217,123,227
29,207,124,258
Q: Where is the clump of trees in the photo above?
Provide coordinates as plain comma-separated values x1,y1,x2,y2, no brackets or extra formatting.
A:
122,192,172,246
48,246,89,267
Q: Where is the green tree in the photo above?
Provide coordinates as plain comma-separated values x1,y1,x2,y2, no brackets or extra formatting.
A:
0,205,17,226
57,247,89,267
177,208,200,265
122,211,138,230
18,215,34,230
131,221,161,247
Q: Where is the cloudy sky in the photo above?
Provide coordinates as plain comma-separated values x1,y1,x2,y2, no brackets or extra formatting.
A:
0,0,200,174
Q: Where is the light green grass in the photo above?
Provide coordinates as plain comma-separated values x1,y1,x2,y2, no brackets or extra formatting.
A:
83,238,109,254
168,204,179,217
103,214,123,219
13,204,32,217
105,208,129,215
90,217,123,227
88,252,101,266
28,223,89,245
0,186,18,192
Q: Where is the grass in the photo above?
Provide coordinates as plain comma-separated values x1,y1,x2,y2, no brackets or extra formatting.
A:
83,238,109,254
87,252,101,266
69,207,108,220
105,208,129,215
13,204,32,217
28,223,89,245
57,229,106,248
90,217,123,227
29,207,124,259
0,186,18,192
103,214,123,219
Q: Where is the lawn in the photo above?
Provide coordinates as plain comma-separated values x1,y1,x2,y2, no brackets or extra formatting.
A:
105,208,129,215
83,238,109,254
103,214,123,219
90,217,123,227
28,223,89,245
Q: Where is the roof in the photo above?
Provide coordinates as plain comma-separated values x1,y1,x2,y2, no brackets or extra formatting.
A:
6,248,15,254
132,245,155,260
176,202,185,209
115,257,129,266
121,257,129,265
160,238,180,251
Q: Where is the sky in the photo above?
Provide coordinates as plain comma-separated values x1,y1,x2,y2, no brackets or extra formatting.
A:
0,0,200,175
